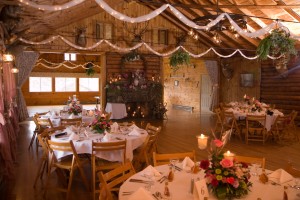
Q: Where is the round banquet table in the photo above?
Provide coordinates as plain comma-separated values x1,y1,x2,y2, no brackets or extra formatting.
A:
51,126,148,162
119,164,299,200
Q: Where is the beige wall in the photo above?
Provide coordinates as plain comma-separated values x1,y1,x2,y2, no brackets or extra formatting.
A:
163,58,208,112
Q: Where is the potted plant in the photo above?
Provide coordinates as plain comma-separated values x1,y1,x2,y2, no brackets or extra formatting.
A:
256,27,297,63
169,49,190,71
85,62,95,76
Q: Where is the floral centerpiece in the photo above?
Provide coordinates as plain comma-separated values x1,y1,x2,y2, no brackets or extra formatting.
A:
243,94,251,105
89,116,111,133
251,100,263,112
199,139,252,199
68,102,82,115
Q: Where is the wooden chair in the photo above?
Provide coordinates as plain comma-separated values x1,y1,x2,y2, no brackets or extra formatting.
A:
133,134,158,171
153,151,196,167
245,115,267,144
222,111,242,140
270,115,291,142
45,140,89,200
28,114,54,151
91,140,127,200
284,162,300,177
33,130,51,188
214,107,224,133
60,117,82,126
145,123,161,152
234,155,266,170
98,161,136,200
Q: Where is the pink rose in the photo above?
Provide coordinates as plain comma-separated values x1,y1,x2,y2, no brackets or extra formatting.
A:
220,158,233,168
233,180,239,188
213,139,223,147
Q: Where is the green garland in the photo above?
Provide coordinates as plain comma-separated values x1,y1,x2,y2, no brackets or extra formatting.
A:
256,28,297,60
169,50,190,71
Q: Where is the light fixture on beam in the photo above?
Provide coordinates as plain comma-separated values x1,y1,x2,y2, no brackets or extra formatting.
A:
2,53,14,62
11,67,19,73
213,32,222,44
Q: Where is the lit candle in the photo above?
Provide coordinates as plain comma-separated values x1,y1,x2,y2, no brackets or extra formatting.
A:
223,150,235,161
88,110,94,116
244,94,246,99
197,134,208,150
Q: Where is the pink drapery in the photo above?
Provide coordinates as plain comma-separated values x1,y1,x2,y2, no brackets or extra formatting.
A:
0,62,18,179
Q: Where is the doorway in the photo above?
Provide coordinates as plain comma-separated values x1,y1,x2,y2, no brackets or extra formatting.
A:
200,74,212,113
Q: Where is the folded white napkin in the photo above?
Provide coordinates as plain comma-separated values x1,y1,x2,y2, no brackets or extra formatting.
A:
128,128,141,136
268,169,294,184
128,187,153,200
102,133,112,142
110,122,119,133
44,112,51,117
68,113,74,119
68,132,79,140
142,165,161,177
130,124,139,129
182,157,195,172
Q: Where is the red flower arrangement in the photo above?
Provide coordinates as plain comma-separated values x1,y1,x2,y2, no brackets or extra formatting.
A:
199,139,252,199
89,117,111,133
68,103,82,115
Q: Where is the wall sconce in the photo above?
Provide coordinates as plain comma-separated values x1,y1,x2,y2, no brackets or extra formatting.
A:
11,67,19,73
2,53,14,62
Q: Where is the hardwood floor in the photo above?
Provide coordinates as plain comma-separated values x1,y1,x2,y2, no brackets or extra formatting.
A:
3,109,300,200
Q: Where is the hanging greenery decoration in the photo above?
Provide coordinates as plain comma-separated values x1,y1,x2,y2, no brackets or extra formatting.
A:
85,62,95,76
256,27,297,61
169,49,190,71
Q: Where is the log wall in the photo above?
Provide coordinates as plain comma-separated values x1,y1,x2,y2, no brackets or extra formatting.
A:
260,56,300,120
219,57,261,103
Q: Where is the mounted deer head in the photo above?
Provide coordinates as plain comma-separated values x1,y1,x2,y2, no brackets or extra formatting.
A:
123,21,149,46
175,32,187,47
75,26,87,47
221,62,234,81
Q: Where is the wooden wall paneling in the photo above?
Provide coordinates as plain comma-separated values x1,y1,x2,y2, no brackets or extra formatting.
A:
219,57,261,104
163,57,208,112
260,56,300,121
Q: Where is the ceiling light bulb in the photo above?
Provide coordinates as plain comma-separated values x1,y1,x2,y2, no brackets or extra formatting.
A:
188,30,194,36
234,33,239,38
193,34,199,40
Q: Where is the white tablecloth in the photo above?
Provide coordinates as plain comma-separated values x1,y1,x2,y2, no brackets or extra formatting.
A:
225,107,283,131
105,102,127,119
51,126,147,161
119,164,299,200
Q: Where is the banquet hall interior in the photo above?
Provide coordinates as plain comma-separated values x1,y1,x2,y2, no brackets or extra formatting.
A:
1,0,300,200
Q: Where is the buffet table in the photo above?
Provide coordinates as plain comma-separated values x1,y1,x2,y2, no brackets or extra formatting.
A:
105,102,127,119
119,164,299,200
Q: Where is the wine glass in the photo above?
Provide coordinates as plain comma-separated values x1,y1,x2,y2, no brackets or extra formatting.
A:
251,163,261,176
170,159,179,171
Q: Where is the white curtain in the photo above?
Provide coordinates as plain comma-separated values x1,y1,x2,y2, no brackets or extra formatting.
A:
15,51,39,121
204,60,219,111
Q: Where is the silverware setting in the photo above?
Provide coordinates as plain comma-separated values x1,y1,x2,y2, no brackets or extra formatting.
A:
158,176,167,183
129,179,153,184
122,191,134,195
170,164,182,171
152,193,159,200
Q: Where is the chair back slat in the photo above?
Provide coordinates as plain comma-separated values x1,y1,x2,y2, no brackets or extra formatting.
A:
235,155,266,169
153,151,196,166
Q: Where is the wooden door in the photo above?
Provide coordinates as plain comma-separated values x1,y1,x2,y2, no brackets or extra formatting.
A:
200,74,212,113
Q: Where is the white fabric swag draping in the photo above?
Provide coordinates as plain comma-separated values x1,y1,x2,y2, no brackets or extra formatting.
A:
204,60,219,111
15,51,39,121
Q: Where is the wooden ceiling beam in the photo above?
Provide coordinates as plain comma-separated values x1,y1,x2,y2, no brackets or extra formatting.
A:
138,1,300,9
273,0,300,23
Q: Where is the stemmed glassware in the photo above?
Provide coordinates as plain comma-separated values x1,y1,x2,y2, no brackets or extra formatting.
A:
170,159,179,171
251,163,261,176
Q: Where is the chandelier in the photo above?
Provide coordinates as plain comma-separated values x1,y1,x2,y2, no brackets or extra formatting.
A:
189,13,248,44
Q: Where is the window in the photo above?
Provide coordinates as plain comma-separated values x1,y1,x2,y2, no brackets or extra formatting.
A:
64,53,76,61
55,77,76,92
95,22,113,40
79,78,99,92
29,77,52,92
158,29,168,45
